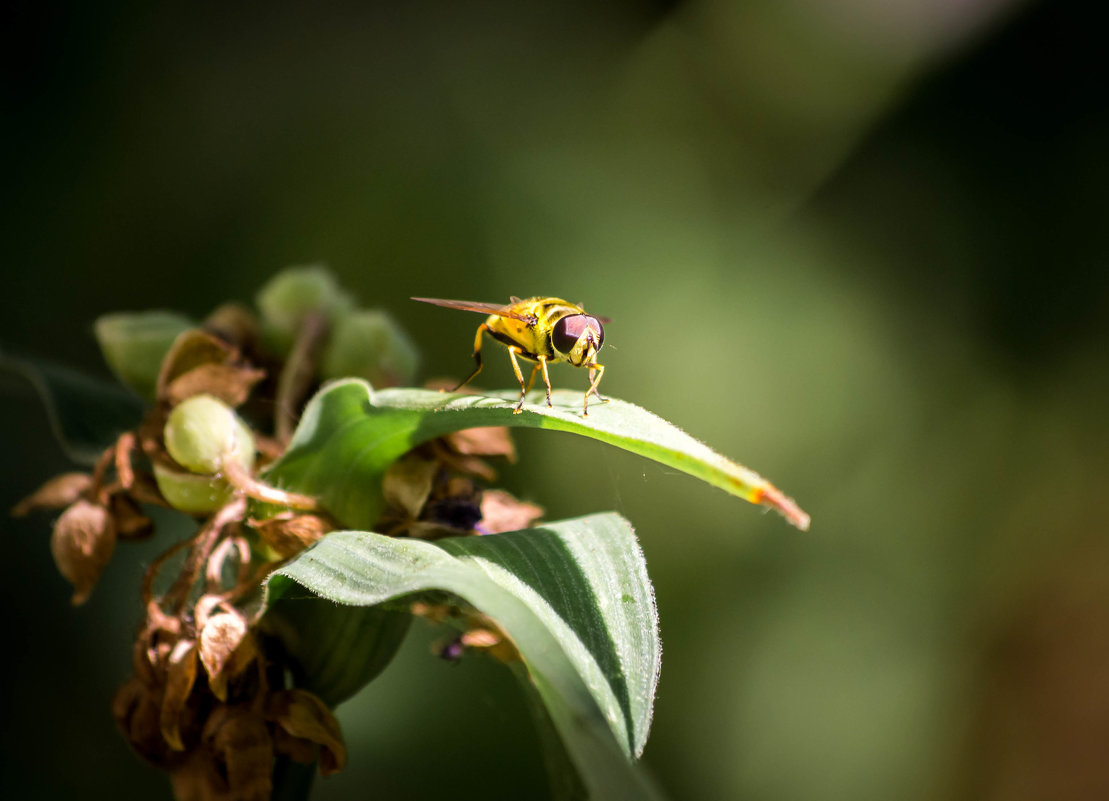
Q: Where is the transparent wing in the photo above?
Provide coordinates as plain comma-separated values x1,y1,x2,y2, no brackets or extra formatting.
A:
411,297,534,322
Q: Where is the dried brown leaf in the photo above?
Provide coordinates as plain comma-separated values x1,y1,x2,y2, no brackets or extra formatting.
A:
50,499,116,604
204,302,260,354
165,364,266,409
266,689,347,776
479,489,544,534
446,426,517,461
441,452,497,480
460,628,502,648
110,492,154,540
410,601,454,623
196,604,256,702
156,330,234,394
382,457,437,519
458,615,520,664
113,677,178,768
201,706,274,801
250,512,333,559
272,726,318,764
155,328,264,408
169,748,234,801
160,640,199,751
12,473,92,516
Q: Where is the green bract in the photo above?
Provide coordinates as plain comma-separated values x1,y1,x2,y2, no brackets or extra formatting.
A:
94,311,195,400
152,462,236,514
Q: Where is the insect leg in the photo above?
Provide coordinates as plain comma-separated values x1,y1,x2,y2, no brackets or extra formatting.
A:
538,356,553,408
584,361,605,416
454,324,489,391
524,363,541,393
588,363,608,403
507,347,528,413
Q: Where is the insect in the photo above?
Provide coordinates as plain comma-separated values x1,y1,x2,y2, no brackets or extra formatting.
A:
412,296,609,415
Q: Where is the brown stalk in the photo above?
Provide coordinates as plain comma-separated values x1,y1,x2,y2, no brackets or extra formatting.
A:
274,311,329,445
221,459,319,512
164,499,247,615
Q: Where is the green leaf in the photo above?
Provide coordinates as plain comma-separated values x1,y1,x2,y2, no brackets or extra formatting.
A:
264,378,809,531
0,347,145,465
94,311,195,400
261,597,411,707
265,512,664,799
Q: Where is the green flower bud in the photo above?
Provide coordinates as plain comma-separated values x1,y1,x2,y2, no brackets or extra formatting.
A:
163,394,255,476
255,265,353,355
321,310,420,388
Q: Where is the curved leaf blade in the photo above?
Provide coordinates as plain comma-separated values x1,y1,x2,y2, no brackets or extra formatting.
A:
265,379,809,531
261,598,411,708
0,347,145,465
264,512,664,799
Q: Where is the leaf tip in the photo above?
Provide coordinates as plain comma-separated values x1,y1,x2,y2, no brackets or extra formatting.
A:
755,485,810,531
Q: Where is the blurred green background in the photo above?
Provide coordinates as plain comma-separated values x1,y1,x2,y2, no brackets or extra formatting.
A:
4,0,1108,799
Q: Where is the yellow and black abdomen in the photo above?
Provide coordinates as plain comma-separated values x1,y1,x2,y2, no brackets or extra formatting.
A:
485,314,546,361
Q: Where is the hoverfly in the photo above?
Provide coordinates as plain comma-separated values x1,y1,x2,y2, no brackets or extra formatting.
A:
412,296,609,415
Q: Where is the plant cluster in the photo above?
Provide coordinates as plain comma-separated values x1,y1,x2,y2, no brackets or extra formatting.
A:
10,267,808,800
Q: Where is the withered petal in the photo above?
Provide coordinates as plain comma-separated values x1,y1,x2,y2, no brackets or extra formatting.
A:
266,689,347,776
160,640,199,751
197,610,256,702
12,473,92,516
169,748,234,801
478,489,544,535
460,620,519,664
201,706,274,801
110,492,155,540
165,363,266,409
446,426,517,461
50,499,116,604
155,330,239,401
460,628,502,648
271,727,318,764
203,302,261,354
250,513,333,559
437,450,497,481
382,457,437,519
113,677,179,768
410,601,455,623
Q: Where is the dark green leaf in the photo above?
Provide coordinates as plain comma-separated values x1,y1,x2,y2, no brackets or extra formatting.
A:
265,512,665,800
261,596,411,707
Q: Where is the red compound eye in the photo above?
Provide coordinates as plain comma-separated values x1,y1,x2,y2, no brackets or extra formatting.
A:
552,315,604,355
